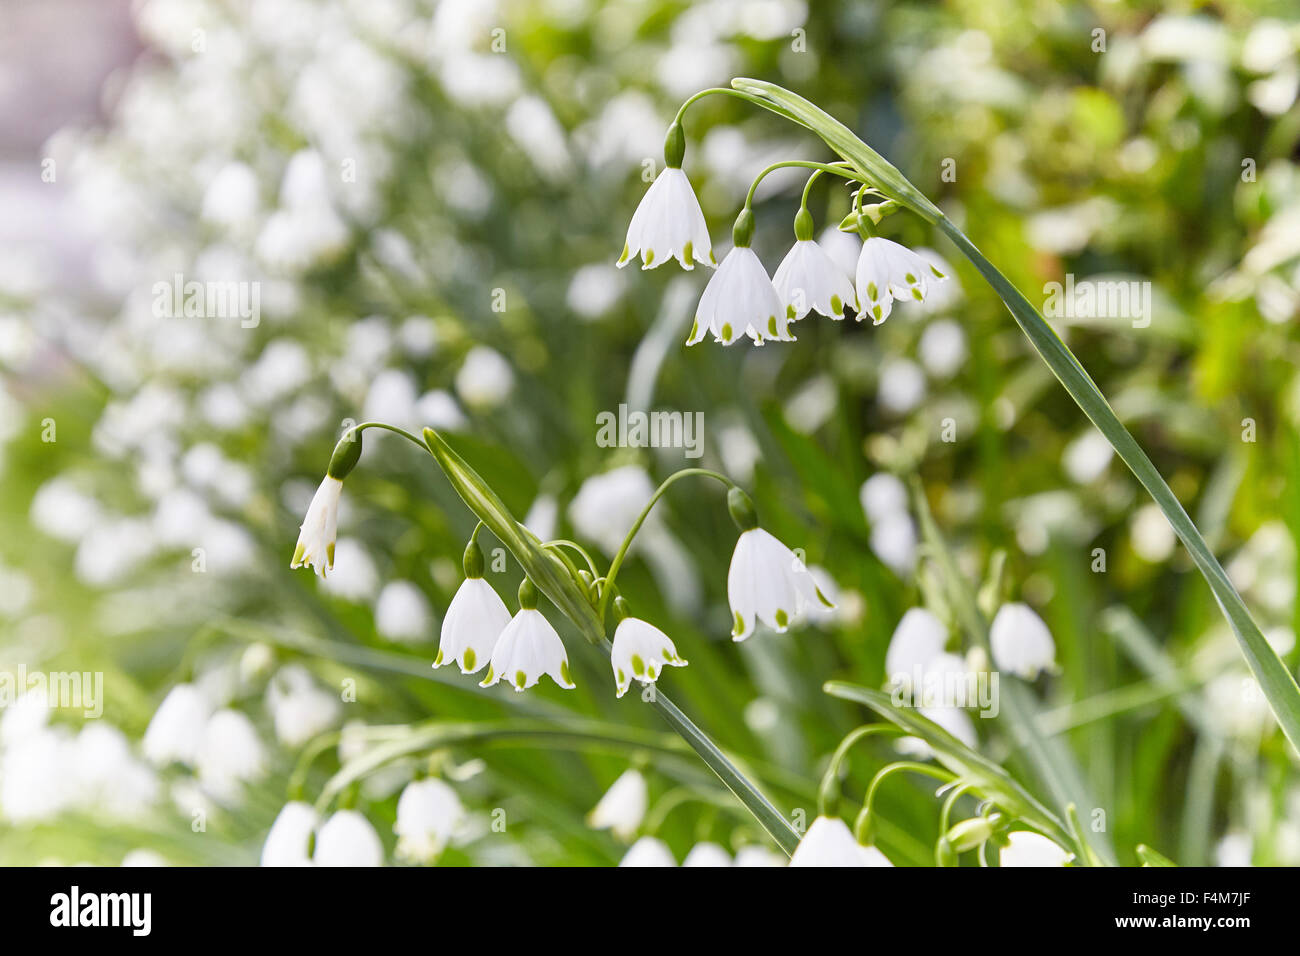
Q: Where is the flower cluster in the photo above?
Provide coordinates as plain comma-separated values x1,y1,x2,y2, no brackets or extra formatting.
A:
621,132,948,346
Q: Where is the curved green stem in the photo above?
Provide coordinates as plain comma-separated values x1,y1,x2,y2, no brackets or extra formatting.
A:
543,539,601,578
595,467,735,624
347,420,428,449
743,160,861,210
854,761,955,844
673,87,779,127
816,724,901,816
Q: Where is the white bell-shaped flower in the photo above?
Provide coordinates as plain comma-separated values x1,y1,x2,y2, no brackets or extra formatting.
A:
314,809,384,867
480,579,575,692
587,769,648,842
618,166,713,270
196,709,267,800
989,602,1056,679
682,842,733,867
687,245,792,347
728,527,832,641
884,607,949,687
394,778,466,864
435,540,511,674
999,830,1073,867
618,836,676,867
610,607,687,698
855,236,947,324
773,215,858,320
143,683,212,767
261,800,319,867
290,476,343,576
789,816,893,867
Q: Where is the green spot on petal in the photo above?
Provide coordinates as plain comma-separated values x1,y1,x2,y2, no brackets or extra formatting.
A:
618,242,630,264
721,322,733,341
515,670,527,689
912,288,923,300
786,304,796,319
872,305,883,320
683,241,693,264
645,249,655,266
830,294,842,315
867,282,878,300
617,668,626,683
905,272,917,284
560,659,572,685
816,586,834,608
631,654,645,677
775,608,789,628
767,316,778,337
433,649,444,667
462,648,476,671
931,265,945,278
732,611,744,636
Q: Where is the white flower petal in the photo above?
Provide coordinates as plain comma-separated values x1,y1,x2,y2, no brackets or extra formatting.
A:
619,167,713,270
436,577,511,674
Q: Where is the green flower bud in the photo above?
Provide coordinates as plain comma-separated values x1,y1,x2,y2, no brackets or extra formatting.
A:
726,486,759,532
946,816,995,853
794,207,815,242
613,595,632,622
518,576,538,610
732,208,755,248
463,536,485,579
327,430,362,480
663,122,686,169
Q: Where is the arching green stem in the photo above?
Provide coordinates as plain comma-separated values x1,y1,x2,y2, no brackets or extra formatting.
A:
816,724,902,816
596,467,735,624
854,761,956,844
743,160,861,210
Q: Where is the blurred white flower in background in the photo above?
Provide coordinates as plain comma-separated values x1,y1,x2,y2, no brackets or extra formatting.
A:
266,664,342,748
682,841,732,867
455,345,515,410
877,357,927,416
394,778,467,863
587,769,648,841
989,602,1057,679
618,835,676,867
143,683,212,767
314,809,384,867
374,579,434,643
196,708,268,802
262,801,319,867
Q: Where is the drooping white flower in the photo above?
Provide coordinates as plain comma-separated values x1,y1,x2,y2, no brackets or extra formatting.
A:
314,809,384,867
455,345,514,410
618,167,713,270
618,836,676,867
733,845,786,867
682,842,733,867
290,475,343,577
480,583,575,692
789,816,893,867
610,614,688,698
265,664,342,748
142,683,212,767
587,769,648,842
728,527,832,641
394,778,466,864
261,801,319,867
855,236,947,324
989,602,1056,679
435,574,511,675
999,831,1073,867
686,246,792,346
773,238,858,320
374,579,433,643
885,608,949,686
196,709,268,801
